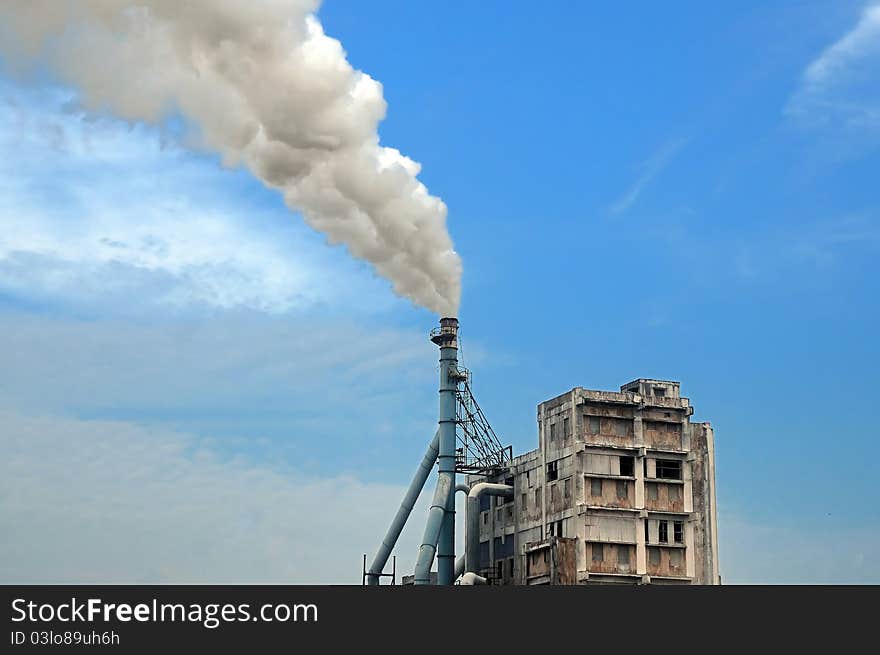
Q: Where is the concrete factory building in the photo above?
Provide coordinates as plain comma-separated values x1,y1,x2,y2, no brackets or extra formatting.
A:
471,379,720,585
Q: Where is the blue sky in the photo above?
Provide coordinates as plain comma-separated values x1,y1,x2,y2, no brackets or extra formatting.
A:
1,1,879,583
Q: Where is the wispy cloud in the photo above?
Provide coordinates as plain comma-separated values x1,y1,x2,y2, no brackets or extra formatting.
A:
0,409,435,583
790,214,880,266
787,3,880,129
609,138,688,215
0,310,438,475
0,81,394,317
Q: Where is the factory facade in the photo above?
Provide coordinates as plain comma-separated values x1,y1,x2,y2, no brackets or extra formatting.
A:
472,379,720,585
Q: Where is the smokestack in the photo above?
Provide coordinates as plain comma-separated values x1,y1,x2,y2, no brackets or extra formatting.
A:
413,317,459,584
432,317,458,585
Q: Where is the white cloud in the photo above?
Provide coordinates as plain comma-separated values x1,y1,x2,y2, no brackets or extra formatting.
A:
0,409,436,583
804,4,880,87
787,3,880,129
0,81,395,316
609,138,688,215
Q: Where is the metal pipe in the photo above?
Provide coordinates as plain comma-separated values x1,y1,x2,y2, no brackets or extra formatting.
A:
455,554,465,580
415,317,460,585
466,483,514,575
458,572,487,585
413,468,453,584
436,318,459,585
365,430,439,585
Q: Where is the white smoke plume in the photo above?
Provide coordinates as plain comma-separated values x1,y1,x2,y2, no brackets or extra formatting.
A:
0,0,462,316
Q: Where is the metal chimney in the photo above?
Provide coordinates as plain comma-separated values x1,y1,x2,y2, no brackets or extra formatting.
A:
433,317,459,585
413,317,460,584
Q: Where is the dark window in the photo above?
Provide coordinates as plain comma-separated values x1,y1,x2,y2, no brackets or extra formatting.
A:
508,558,514,577
549,422,556,441
502,477,514,504
535,487,542,507
644,520,650,542
497,561,503,578
496,509,502,522
556,520,563,537
479,541,490,568
495,536,514,558
618,545,630,566
563,477,571,498
483,513,488,525
479,493,491,512
547,522,554,537
563,417,570,440
619,455,634,477
547,460,559,481
658,521,669,543
653,386,666,397
616,479,629,500
674,521,684,544
656,459,682,480
592,543,604,563
590,478,603,497
521,492,527,509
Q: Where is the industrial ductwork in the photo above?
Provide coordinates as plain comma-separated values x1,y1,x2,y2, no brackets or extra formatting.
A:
457,572,488,585
465,483,514,576
365,430,440,585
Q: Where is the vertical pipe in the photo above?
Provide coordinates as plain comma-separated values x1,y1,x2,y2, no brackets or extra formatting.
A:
436,317,459,585
365,430,440,585
414,317,460,585
465,483,514,575
413,472,452,584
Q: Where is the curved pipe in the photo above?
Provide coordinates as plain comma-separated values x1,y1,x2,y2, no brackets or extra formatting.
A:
458,572,487,585
466,483,514,575
365,430,439,585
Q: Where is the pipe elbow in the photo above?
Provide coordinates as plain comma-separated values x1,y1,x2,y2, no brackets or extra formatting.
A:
457,572,488,585
467,482,514,501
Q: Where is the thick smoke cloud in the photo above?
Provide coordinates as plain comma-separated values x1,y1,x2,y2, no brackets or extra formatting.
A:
0,0,462,316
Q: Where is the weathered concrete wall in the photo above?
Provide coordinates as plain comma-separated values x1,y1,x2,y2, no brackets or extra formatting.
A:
473,379,719,585
644,420,683,450
688,422,721,584
645,481,685,512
